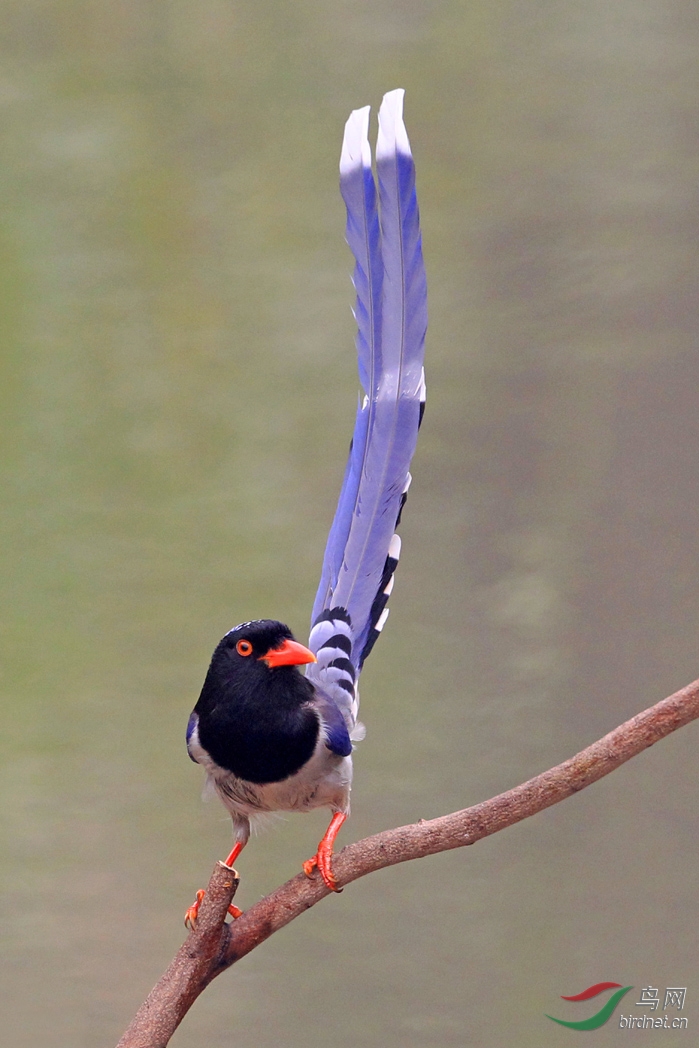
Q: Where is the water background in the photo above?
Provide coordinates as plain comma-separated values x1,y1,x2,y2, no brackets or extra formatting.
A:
1,3,698,1045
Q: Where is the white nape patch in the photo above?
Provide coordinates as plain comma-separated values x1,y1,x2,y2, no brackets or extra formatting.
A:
419,367,426,402
375,607,389,633
340,105,371,177
388,533,402,560
223,619,260,637
383,575,395,597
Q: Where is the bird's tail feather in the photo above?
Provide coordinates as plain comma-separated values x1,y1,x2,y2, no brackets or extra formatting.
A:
309,89,427,679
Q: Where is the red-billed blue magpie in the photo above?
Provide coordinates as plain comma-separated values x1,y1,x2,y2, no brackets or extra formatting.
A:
185,89,427,927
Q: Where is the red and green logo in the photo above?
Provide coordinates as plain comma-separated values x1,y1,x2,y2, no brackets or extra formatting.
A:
546,982,634,1030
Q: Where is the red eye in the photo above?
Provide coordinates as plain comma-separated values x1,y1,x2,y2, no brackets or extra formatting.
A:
236,639,253,656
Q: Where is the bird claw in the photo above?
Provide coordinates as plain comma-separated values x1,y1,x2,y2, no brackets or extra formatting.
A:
303,848,342,892
303,811,346,892
184,889,206,930
302,856,317,877
184,888,242,929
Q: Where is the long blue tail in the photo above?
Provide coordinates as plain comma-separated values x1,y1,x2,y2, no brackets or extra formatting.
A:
308,89,427,698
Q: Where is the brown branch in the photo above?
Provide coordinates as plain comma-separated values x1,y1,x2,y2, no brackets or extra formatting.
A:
116,865,239,1048
116,676,699,1048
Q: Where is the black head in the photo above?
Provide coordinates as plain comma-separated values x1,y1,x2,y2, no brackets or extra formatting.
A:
193,619,320,782
212,619,316,670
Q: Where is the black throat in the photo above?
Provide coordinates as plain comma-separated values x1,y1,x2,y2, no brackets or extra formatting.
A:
194,656,319,784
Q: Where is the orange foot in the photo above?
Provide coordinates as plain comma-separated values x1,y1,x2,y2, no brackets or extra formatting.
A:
303,811,346,892
184,889,243,930
184,840,246,930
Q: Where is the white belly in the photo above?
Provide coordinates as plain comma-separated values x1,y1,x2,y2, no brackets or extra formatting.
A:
209,734,353,831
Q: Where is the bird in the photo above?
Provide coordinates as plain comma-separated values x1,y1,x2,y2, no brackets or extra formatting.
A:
184,88,427,928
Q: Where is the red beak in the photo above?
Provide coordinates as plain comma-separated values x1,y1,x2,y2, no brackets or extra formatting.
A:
260,638,317,669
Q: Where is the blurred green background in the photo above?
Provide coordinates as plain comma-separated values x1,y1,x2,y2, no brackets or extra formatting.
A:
1,2,698,1045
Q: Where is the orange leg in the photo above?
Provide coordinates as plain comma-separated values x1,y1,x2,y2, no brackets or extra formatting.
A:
184,841,245,929
303,812,347,892
222,840,244,869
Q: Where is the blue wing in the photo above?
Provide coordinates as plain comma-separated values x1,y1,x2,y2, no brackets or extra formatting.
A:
308,89,427,711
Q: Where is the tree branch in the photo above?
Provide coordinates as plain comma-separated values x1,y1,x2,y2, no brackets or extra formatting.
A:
116,864,239,1048
116,676,699,1048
